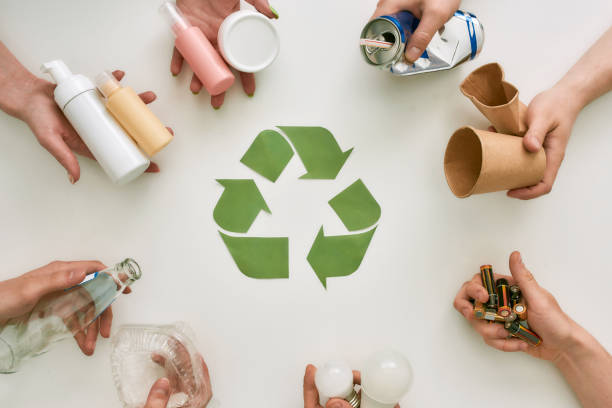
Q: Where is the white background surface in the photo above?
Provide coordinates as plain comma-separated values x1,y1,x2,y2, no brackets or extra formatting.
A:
1,0,611,407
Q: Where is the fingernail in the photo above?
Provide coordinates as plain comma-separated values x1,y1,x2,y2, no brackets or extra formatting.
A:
406,47,422,63
213,106,220,110
155,378,170,396
191,91,199,95
68,173,75,184
270,6,279,18
329,402,343,408
247,93,254,98
172,73,178,77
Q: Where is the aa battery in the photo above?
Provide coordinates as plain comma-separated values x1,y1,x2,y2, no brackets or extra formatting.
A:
480,265,497,310
496,278,512,318
510,285,521,307
513,302,528,321
507,320,542,346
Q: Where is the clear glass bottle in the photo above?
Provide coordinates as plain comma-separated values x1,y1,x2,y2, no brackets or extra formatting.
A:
0,258,142,373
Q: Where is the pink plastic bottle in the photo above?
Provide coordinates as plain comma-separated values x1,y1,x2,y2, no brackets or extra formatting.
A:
160,1,234,95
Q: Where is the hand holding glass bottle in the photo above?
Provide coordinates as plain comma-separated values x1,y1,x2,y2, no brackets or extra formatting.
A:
168,0,278,109
0,259,138,373
0,42,171,184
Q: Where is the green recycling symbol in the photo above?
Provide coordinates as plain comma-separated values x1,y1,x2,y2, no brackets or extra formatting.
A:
213,127,381,288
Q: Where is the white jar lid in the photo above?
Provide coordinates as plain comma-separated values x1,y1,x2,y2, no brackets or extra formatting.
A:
218,10,280,73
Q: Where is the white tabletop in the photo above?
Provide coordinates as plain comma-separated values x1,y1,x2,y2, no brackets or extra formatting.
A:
1,0,611,407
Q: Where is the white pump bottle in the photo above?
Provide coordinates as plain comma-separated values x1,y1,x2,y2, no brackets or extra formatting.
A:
41,60,149,184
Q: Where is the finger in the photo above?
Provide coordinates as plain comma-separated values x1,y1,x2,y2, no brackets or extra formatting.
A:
371,3,405,19
190,74,203,94
211,93,225,109
146,162,160,173
405,10,451,63
112,70,125,82
508,140,563,199
199,355,211,385
85,317,99,354
37,132,81,184
100,306,113,338
487,126,497,132
326,399,353,408
138,91,157,104
166,127,174,136
245,0,277,19
352,370,361,385
171,47,184,76
465,282,489,304
144,378,171,408
508,251,541,301
239,72,256,96
523,117,553,152
22,262,102,302
471,320,509,340
304,364,321,408
73,329,91,355
484,337,528,352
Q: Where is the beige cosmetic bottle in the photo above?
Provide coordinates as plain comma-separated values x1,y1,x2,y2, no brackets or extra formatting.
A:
95,71,172,157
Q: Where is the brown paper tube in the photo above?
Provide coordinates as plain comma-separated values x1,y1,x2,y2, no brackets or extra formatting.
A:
444,126,546,198
460,63,527,136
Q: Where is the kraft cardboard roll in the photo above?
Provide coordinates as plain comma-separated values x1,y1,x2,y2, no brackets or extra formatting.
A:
460,63,527,136
444,126,546,198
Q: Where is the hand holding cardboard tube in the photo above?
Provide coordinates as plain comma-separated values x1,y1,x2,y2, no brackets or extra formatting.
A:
170,0,279,109
453,251,612,407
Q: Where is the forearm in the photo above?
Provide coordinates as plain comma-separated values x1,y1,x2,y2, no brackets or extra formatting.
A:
0,41,39,120
554,324,612,408
556,26,612,111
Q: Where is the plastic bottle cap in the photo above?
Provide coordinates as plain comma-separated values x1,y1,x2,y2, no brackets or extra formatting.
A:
95,71,122,98
159,1,190,36
40,60,95,109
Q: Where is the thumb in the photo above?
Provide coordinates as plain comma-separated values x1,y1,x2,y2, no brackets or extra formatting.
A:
326,398,353,408
144,378,171,408
23,266,86,302
405,10,449,63
508,251,541,301
244,0,278,19
523,116,551,153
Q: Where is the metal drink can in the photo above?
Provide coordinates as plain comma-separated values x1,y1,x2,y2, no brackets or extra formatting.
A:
360,10,484,75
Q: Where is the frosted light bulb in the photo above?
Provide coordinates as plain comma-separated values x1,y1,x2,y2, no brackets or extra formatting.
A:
315,360,359,407
361,350,412,408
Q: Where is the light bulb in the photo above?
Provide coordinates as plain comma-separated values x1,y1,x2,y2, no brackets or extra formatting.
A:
314,360,356,407
361,350,412,408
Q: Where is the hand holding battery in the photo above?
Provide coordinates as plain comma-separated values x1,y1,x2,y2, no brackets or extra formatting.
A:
0,260,126,356
370,0,460,63
454,251,581,361
172,0,278,109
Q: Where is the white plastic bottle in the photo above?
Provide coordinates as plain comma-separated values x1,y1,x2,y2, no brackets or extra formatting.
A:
41,60,150,184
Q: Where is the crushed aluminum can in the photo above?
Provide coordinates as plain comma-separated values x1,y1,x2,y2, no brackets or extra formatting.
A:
360,10,484,76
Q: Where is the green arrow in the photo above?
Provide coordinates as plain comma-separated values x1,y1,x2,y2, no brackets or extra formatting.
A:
213,179,270,233
240,130,294,182
219,232,289,279
329,179,381,231
307,226,376,289
278,126,353,179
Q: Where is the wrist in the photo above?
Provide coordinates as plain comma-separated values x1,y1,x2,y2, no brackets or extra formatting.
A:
0,68,43,121
553,322,600,368
554,76,589,115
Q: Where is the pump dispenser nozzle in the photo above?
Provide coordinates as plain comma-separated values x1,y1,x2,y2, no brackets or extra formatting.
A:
95,71,121,98
40,60,73,83
159,1,190,36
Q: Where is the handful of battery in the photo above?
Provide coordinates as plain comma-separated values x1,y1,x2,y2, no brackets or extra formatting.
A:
473,265,542,346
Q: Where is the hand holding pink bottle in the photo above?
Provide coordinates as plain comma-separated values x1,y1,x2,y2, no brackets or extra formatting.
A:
163,0,278,109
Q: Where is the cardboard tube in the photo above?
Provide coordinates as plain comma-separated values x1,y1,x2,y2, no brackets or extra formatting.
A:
460,63,527,136
444,126,546,197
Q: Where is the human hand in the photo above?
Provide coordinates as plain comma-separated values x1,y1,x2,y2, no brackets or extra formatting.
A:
371,0,460,63
173,0,278,108
14,70,163,184
144,355,213,408
453,251,582,361
506,84,583,199
0,260,126,355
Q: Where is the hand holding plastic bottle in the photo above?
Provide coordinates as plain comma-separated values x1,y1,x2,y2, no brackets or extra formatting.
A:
171,0,278,108
371,0,461,63
143,355,213,408
0,260,124,356
0,42,167,184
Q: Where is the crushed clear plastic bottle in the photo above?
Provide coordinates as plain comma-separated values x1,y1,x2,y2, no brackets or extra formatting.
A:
0,258,141,373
